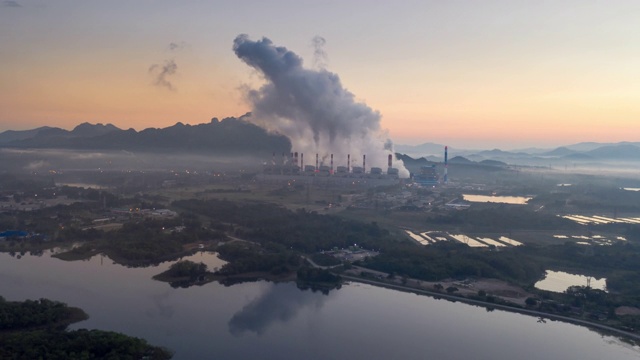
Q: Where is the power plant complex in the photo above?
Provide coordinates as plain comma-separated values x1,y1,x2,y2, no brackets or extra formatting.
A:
261,146,450,187
262,152,399,180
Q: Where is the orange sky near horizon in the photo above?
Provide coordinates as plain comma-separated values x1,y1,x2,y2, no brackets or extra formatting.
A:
1,1,639,150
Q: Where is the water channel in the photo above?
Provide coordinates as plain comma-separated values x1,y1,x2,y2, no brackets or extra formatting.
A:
0,251,638,360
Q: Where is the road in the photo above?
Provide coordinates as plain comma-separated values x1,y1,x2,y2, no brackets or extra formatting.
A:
340,273,640,342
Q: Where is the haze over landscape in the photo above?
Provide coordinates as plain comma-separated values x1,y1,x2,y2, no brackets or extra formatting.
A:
3,2,640,360
2,1,640,149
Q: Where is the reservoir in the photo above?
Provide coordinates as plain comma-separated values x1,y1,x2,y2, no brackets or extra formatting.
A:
463,194,532,204
535,270,607,293
0,252,638,360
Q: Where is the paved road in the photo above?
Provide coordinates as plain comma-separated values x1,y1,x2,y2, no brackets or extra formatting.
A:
303,252,640,341
341,274,640,342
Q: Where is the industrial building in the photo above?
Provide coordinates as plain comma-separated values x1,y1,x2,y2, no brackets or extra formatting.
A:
261,152,400,181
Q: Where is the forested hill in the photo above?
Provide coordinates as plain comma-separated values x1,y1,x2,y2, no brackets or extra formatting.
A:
0,114,291,155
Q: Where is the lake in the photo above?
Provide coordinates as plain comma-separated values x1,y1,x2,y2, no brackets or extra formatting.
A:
463,194,532,204
0,252,638,360
535,270,607,293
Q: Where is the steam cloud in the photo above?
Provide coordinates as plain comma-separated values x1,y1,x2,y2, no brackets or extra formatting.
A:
233,34,409,177
149,59,178,91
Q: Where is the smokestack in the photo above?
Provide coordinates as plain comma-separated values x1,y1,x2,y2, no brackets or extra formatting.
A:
444,146,448,184
294,152,298,167
388,154,392,168
301,153,304,168
316,153,319,170
347,154,350,172
363,154,366,173
330,154,334,174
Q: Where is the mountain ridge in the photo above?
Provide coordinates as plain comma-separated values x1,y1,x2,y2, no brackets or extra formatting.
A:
0,114,291,155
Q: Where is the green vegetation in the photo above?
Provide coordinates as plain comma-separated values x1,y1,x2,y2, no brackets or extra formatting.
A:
0,296,172,359
172,198,399,252
152,260,211,288
51,217,226,266
163,260,208,278
427,206,579,232
0,297,87,331
310,253,342,267
4,174,640,335
1,328,173,360
216,242,301,277
359,241,544,284
296,266,342,293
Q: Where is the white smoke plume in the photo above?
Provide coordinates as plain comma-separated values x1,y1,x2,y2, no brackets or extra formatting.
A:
232,34,409,177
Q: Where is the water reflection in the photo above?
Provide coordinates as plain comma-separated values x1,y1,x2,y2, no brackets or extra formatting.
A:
145,290,176,319
1,252,639,359
228,283,330,336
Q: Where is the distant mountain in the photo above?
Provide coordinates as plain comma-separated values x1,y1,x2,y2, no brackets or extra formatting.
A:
509,146,552,154
541,147,576,157
394,142,447,157
0,126,57,144
71,122,121,137
561,153,594,161
0,114,291,155
586,144,640,159
473,149,518,157
566,141,640,152
479,159,507,167
395,153,434,167
449,156,473,164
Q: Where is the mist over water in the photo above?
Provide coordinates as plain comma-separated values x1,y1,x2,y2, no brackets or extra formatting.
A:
233,35,409,177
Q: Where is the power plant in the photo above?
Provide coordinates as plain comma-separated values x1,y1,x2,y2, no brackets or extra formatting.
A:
412,146,449,187
262,146,448,187
261,152,400,184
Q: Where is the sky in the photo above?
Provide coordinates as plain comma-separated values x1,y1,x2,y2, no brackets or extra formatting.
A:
1,0,639,150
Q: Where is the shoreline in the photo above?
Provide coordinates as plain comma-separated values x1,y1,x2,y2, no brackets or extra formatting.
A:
341,274,640,342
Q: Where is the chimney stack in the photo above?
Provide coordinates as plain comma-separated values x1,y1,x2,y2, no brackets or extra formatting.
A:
330,154,334,174
444,146,449,184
